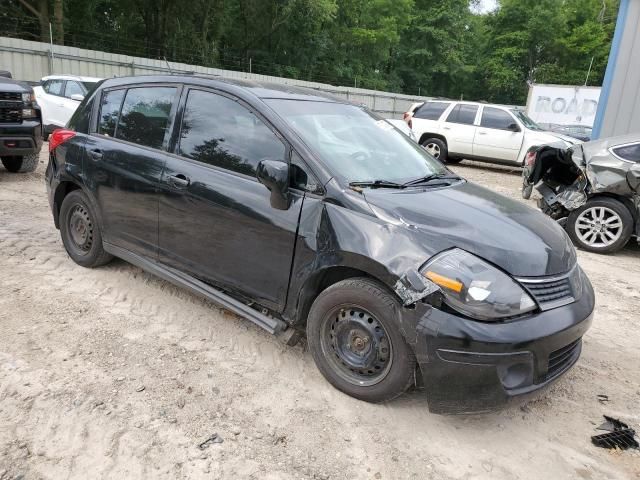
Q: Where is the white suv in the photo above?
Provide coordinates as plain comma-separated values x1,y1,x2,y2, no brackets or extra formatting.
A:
408,100,578,165
33,75,101,138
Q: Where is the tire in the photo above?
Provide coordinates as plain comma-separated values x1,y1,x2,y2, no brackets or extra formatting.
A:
306,277,416,403
421,137,448,163
445,157,463,164
59,190,113,268
566,197,633,254
522,180,533,200
1,153,39,173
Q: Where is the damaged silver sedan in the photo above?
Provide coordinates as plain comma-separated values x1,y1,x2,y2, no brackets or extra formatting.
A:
523,134,640,253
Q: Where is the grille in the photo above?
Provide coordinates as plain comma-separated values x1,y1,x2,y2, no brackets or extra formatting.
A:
0,92,21,101
546,338,581,380
0,91,22,123
517,266,581,311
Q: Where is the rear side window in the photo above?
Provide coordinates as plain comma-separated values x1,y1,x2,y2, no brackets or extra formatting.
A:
413,102,450,120
480,107,515,130
44,79,64,96
116,87,177,150
446,104,478,125
97,89,125,137
178,89,285,177
612,143,640,162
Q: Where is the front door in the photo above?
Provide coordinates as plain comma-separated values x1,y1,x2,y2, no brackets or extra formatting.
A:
158,87,303,311
473,106,524,162
84,85,180,258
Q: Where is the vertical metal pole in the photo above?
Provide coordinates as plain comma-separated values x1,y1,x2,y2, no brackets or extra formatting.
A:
49,22,55,74
584,57,594,85
249,57,252,74
418,87,421,96
392,96,397,117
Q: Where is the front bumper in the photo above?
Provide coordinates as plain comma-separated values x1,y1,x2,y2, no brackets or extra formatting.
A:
403,273,595,414
0,120,43,156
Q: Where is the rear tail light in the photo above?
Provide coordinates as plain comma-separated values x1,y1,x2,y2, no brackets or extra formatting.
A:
525,150,537,166
49,129,76,152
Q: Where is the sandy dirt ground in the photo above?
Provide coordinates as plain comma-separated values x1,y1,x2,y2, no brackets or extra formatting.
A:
0,150,639,480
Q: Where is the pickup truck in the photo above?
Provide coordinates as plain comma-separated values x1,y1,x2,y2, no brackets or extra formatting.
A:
0,75,43,173
408,100,578,165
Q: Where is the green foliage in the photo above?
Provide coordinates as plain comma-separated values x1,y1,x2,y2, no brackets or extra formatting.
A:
0,0,620,104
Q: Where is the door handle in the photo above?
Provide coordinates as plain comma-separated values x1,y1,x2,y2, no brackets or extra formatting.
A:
168,174,190,189
88,149,103,160
477,131,487,135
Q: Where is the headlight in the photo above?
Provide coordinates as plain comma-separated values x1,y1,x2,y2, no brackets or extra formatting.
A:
22,92,35,103
422,249,536,321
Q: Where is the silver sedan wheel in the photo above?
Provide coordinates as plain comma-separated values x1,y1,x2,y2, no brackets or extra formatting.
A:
575,206,623,248
424,142,441,158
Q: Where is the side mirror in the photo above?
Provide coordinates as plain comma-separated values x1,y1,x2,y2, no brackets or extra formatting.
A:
256,159,290,210
70,93,85,101
507,123,521,132
627,164,640,192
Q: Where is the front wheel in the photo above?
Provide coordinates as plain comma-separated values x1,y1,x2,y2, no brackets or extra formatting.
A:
1,153,39,173
306,278,416,403
566,197,633,253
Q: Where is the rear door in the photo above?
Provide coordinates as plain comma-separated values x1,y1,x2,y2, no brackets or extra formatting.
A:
473,106,524,162
158,87,304,311
83,84,180,259
440,103,478,156
410,101,452,142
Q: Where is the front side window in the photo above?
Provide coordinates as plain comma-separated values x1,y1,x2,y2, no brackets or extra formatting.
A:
413,102,451,120
116,87,176,150
97,89,125,137
446,104,478,125
179,89,285,177
45,79,64,96
64,81,84,99
267,99,446,184
481,107,516,130
612,143,640,162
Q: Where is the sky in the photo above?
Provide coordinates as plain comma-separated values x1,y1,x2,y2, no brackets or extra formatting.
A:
471,0,499,14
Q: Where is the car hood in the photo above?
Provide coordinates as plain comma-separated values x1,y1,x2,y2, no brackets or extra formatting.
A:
363,181,576,277
0,77,32,93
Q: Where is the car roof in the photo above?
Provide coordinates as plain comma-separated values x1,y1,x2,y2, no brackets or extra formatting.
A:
424,99,520,110
98,75,347,104
42,75,103,82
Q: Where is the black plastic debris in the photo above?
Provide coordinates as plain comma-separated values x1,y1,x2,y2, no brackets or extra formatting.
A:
199,433,224,449
596,394,609,404
591,415,639,450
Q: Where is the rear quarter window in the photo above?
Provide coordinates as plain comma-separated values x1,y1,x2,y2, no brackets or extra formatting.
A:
413,102,451,120
612,143,640,163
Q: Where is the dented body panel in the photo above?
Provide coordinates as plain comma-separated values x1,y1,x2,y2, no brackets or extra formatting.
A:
523,133,640,239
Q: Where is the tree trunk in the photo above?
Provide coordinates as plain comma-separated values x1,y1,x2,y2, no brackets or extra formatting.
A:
37,0,49,43
53,0,64,45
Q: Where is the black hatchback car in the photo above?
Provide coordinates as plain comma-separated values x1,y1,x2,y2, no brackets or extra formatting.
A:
46,75,594,413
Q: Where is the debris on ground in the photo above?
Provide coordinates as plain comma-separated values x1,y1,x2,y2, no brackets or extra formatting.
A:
591,416,639,450
199,434,224,449
596,394,609,404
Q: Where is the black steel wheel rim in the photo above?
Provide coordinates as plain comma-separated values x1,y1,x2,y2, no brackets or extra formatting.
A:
320,305,393,387
68,204,94,255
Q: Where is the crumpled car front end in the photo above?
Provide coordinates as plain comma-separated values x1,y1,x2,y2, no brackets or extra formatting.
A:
522,137,640,253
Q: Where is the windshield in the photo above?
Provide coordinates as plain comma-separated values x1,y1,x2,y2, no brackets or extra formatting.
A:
511,109,544,131
266,99,446,183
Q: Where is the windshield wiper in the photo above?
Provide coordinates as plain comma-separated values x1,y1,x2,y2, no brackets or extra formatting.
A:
401,172,459,187
349,180,406,189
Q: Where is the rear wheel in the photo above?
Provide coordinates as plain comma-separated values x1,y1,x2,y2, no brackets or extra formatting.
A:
60,190,113,267
1,153,39,173
421,137,448,163
306,278,415,403
566,197,633,253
